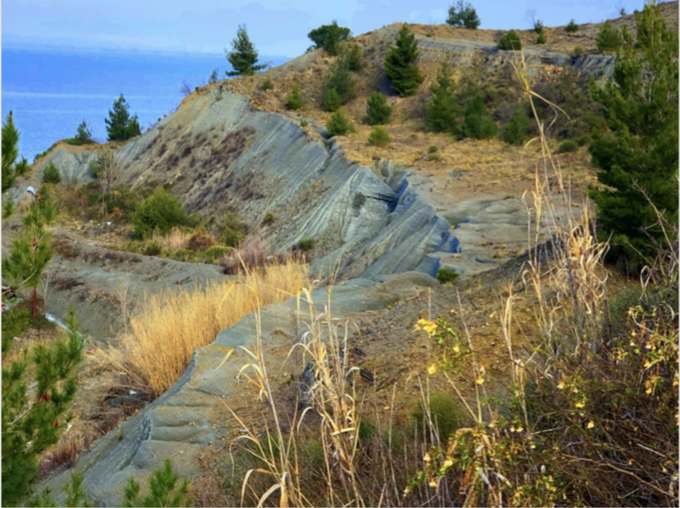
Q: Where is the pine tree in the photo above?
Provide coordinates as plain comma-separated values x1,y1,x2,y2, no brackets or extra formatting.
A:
426,60,461,134
565,19,579,33
498,30,522,50
589,1,678,269
307,21,351,55
324,88,342,112
75,120,93,143
1,311,84,505
324,58,355,106
326,109,355,137
123,460,190,508
2,112,28,193
208,68,219,84
446,1,481,29
226,25,267,77
345,43,363,72
463,95,497,139
596,21,623,53
365,92,392,125
384,25,424,97
503,109,531,145
105,94,141,142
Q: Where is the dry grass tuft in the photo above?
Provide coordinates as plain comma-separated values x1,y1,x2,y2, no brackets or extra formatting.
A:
95,257,308,397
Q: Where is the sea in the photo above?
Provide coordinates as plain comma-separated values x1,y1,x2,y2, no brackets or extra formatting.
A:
1,47,287,160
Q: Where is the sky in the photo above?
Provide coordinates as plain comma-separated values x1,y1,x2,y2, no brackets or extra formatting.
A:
3,0,648,57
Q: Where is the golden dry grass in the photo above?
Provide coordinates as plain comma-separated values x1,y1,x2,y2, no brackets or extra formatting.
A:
151,227,193,250
96,257,308,397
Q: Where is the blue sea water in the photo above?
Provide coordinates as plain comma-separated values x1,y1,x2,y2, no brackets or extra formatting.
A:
2,47,286,160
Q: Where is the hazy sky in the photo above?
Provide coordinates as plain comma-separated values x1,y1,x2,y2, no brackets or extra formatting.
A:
3,0,645,57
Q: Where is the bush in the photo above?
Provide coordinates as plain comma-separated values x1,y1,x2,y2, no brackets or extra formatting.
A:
2,199,15,219
203,245,230,262
261,78,273,91
596,21,623,53
435,266,459,284
498,30,522,50
187,230,216,251
574,134,591,147
285,84,304,110
122,459,191,508
384,25,424,97
326,109,355,137
300,119,308,128
411,392,464,442
565,19,579,33
446,0,481,29
308,21,351,55
144,241,162,256
368,126,391,147
345,43,363,72
261,211,275,226
536,32,547,44
573,45,584,56
75,120,93,144
132,188,190,239
298,237,315,251
427,146,442,161
365,92,392,125
503,109,531,145
557,139,578,153
219,212,249,248
324,88,342,112
42,162,61,184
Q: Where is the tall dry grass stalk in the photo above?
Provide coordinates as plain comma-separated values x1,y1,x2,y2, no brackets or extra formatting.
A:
96,257,308,397
151,227,193,250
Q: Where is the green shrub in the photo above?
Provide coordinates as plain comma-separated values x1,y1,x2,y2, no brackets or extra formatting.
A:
75,120,94,144
565,19,579,33
345,43,363,72
261,211,275,226
219,212,249,247
411,392,464,442
144,241,162,256
368,126,391,147
384,25,424,97
573,45,584,56
446,0,481,29
324,88,342,112
503,109,531,146
42,162,61,184
261,78,273,91
308,21,351,55
1,308,31,353
285,84,305,110
427,146,442,161
557,139,579,153
536,32,547,44
326,109,354,137
574,134,591,147
498,30,522,50
122,459,190,508
365,92,392,125
298,237,315,251
533,19,545,34
132,188,190,239
436,266,459,284
203,245,230,262
105,94,142,142
596,21,623,53
300,119,309,128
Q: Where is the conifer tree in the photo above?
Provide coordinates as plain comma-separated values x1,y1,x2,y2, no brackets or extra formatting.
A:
345,43,363,72
105,94,141,142
463,95,497,139
122,460,190,508
384,25,424,97
596,20,623,53
285,84,305,110
589,1,678,269
75,120,93,143
324,58,355,107
365,92,392,125
446,1,481,29
426,60,461,134
1,311,84,505
226,25,267,77
2,112,29,193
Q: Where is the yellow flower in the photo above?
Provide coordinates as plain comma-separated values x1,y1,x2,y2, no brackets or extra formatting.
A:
453,344,460,354
643,359,652,369
428,364,438,375
557,380,566,390
516,426,524,433
587,420,595,429
429,479,438,488
443,459,453,468
423,452,432,462
645,386,652,395
574,401,585,409
476,375,485,385
414,318,430,331
424,322,437,335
